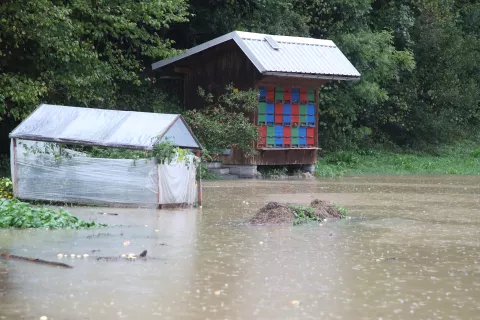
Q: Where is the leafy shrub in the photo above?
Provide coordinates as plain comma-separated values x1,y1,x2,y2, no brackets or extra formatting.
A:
0,198,106,229
470,148,480,158
0,178,13,199
183,85,259,158
198,164,219,180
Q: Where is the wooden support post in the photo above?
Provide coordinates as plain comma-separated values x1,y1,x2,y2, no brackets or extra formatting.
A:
196,151,202,206
156,159,161,209
12,138,18,198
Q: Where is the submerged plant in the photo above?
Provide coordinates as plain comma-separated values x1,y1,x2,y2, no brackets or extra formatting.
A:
333,203,349,218
0,198,106,229
290,205,321,225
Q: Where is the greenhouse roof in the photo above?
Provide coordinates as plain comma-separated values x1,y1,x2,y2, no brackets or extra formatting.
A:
10,104,202,150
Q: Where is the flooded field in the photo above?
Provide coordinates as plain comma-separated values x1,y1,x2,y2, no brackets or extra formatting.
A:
1,175,480,320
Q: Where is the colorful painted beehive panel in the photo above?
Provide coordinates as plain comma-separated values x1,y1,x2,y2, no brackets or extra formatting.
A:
257,86,317,149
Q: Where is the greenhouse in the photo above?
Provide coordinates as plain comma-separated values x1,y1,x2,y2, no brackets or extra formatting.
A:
9,104,202,208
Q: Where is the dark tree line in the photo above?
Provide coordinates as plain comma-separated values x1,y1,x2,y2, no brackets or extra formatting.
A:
1,0,479,151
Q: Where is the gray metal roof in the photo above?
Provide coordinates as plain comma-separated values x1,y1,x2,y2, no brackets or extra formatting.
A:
152,31,360,80
10,104,202,150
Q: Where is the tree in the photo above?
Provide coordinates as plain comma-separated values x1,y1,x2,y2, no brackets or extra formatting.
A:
0,0,188,120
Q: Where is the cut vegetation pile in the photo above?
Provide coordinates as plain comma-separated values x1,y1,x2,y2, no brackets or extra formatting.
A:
250,199,346,225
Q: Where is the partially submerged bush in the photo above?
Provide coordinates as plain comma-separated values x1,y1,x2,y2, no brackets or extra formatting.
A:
0,198,106,229
250,200,348,225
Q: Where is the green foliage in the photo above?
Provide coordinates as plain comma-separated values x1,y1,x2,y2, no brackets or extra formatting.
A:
290,205,321,225
21,138,199,169
172,0,309,48
0,198,105,229
0,0,188,120
0,177,13,199
324,151,360,167
198,165,219,180
470,149,480,159
3,0,480,155
183,85,259,157
333,203,349,218
315,142,480,176
315,164,348,178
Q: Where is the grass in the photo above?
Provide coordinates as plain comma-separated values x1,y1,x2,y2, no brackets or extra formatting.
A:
316,141,480,177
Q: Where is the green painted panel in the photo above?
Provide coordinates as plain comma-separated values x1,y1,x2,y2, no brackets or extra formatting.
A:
300,105,307,115
291,126,299,137
267,126,275,137
258,113,266,124
258,102,266,114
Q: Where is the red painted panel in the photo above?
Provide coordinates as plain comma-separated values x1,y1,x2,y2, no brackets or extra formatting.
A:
292,105,299,115
300,93,307,102
292,115,300,124
307,127,315,137
284,126,291,138
275,115,283,124
259,126,267,137
275,104,283,114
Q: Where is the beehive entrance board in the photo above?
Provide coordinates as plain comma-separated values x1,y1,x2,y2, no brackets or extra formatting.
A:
257,87,316,149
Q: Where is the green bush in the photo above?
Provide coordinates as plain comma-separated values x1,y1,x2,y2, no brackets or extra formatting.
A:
0,198,106,229
183,85,259,158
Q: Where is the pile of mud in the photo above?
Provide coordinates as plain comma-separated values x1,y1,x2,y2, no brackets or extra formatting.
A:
249,199,343,225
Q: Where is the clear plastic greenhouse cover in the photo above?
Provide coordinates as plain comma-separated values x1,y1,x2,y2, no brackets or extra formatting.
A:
11,139,199,207
9,104,201,150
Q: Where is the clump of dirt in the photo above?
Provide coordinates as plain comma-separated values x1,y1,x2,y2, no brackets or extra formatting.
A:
249,202,295,225
309,199,342,220
249,199,343,225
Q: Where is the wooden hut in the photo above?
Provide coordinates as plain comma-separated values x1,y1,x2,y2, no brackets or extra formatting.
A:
152,31,360,176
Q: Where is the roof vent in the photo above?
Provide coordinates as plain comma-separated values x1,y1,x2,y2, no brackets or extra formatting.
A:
265,36,280,50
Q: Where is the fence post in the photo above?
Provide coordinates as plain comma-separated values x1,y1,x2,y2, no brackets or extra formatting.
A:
195,151,202,206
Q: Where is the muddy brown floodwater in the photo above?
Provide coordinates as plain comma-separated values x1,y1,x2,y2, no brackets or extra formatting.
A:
1,175,480,320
